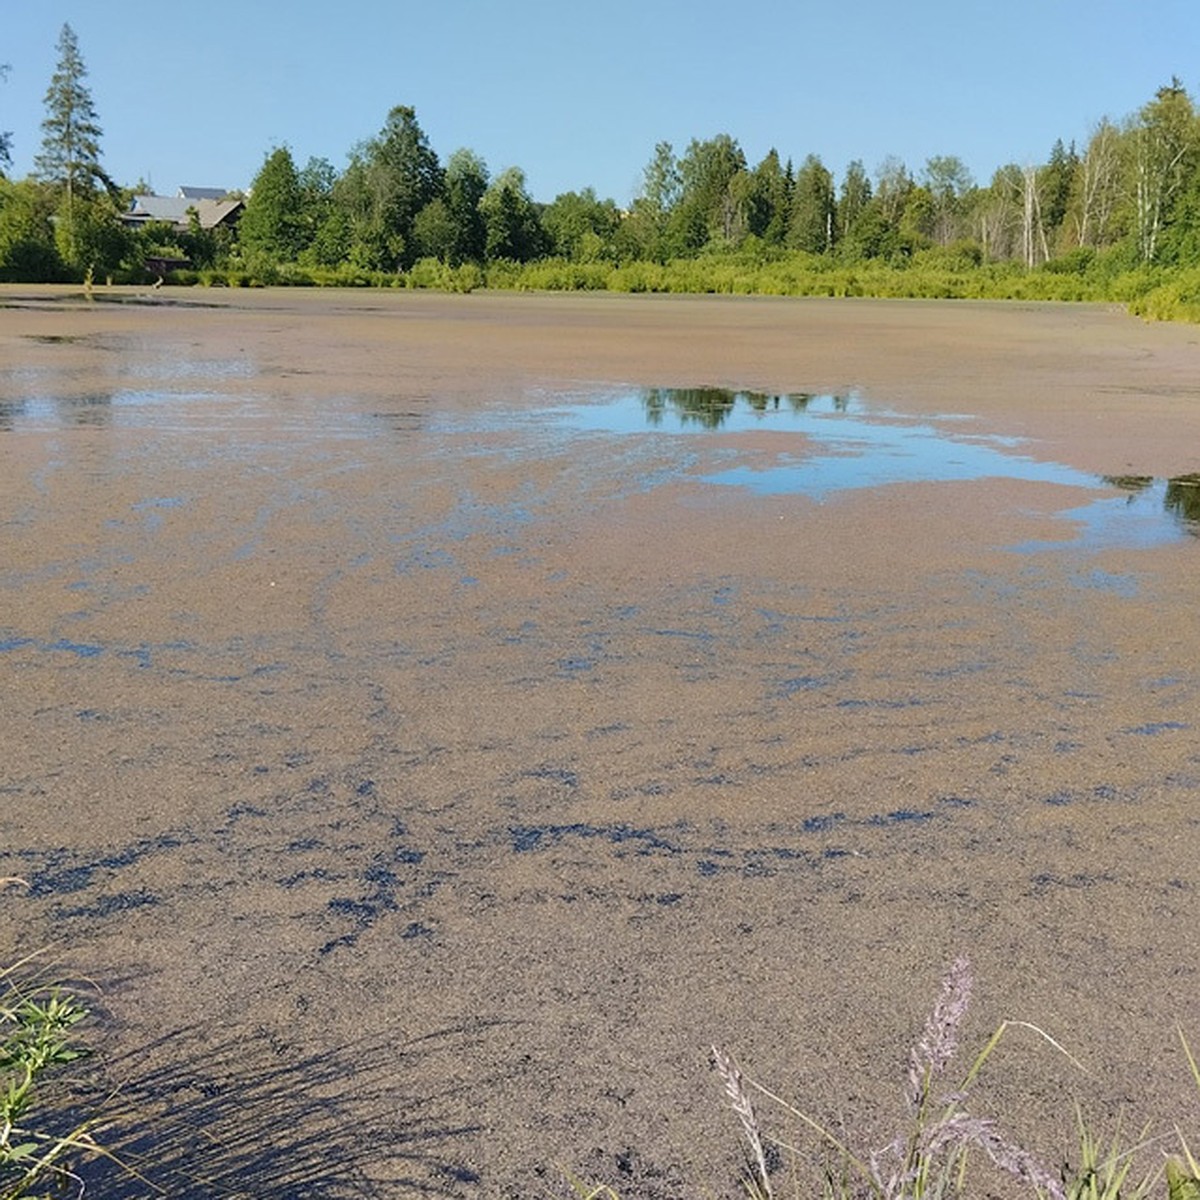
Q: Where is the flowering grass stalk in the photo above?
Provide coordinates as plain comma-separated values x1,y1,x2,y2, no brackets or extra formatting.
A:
712,1044,773,1199
716,957,1070,1200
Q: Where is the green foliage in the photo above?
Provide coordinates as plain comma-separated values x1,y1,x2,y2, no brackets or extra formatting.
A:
673,134,747,250
1042,138,1078,236
0,955,99,1200
540,188,619,261
25,25,129,278
337,104,444,271
838,159,872,246
1127,267,1200,322
239,146,307,264
406,256,483,292
896,185,935,250
443,148,489,264
1168,1160,1200,1200
747,149,791,245
481,167,546,262
296,155,336,248
788,154,836,253
56,193,131,279
918,156,974,247
303,206,354,268
1041,246,1096,275
8,39,1200,321
1065,1107,1162,1200
411,197,457,262
619,142,683,261
0,179,61,282
1130,78,1199,264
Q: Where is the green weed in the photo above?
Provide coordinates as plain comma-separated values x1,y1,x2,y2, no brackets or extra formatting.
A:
0,950,101,1200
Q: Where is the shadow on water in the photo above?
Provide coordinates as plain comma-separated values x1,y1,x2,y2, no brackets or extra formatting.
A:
76,1022,498,1198
558,388,1200,547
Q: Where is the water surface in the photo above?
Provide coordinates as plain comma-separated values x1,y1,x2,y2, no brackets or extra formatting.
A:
554,388,1200,549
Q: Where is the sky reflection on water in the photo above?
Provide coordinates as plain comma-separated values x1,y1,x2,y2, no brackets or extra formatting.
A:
555,388,1200,550
2,374,1196,550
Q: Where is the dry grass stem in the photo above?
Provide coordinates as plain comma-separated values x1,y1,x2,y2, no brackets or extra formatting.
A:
716,957,1082,1200
905,956,972,1112
713,1044,774,1200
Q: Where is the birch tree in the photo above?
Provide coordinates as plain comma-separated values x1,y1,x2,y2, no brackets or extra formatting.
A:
1130,79,1197,263
1075,119,1122,248
874,156,912,229
1021,165,1050,267
977,165,1022,261
921,155,973,246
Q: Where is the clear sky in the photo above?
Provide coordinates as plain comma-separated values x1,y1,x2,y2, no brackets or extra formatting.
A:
2,1,1198,204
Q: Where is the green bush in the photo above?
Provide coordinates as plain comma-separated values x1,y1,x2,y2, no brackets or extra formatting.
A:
1129,269,1200,322
1042,247,1096,276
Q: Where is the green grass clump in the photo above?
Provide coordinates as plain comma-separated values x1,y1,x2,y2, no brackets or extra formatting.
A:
0,949,98,1200
0,879,135,1200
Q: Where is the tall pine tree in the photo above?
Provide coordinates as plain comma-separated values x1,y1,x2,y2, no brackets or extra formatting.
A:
35,24,112,267
35,26,108,202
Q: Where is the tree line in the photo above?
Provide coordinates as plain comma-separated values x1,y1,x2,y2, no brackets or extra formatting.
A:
4,24,1200,314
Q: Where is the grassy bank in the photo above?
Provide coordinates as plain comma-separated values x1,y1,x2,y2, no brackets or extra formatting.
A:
152,247,1200,324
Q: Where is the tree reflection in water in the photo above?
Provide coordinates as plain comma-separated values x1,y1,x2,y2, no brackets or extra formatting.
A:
640,386,849,429
1164,474,1200,531
1104,473,1200,535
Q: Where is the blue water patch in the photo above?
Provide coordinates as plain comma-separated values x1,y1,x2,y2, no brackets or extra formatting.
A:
553,389,1200,551
0,390,227,430
705,421,1098,498
1014,482,1193,552
46,638,103,658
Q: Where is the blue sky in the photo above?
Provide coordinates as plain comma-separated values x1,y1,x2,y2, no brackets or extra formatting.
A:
2,1,1198,203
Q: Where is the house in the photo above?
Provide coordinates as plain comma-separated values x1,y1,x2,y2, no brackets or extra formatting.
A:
121,192,244,233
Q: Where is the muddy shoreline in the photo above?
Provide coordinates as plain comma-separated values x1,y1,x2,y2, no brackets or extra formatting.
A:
2,287,1199,1198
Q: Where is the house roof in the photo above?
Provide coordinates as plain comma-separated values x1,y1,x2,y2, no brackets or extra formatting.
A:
178,186,229,200
123,194,243,230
